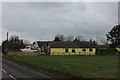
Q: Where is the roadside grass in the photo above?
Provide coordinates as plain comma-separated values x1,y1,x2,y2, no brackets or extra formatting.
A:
4,55,118,78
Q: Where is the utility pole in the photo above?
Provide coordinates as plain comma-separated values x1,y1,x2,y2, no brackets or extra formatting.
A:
6,32,9,54
7,32,8,41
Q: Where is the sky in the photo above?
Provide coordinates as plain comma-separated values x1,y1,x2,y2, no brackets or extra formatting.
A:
1,2,118,44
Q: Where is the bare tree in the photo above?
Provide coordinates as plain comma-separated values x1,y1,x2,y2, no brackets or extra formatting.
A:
23,40,30,45
99,37,108,45
2,35,27,52
9,35,19,42
65,35,74,41
55,34,65,41
95,37,108,45
75,35,86,41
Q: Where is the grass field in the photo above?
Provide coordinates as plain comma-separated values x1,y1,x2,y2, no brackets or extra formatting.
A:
4,56,118,78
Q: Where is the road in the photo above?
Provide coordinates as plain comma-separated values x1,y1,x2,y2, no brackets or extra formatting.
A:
2,57,54,80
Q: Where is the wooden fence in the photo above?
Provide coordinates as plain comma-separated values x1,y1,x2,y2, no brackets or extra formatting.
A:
6,52,96,56
7,52,39,56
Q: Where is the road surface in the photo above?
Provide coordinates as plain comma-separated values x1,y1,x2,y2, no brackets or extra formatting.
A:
2,57,54,80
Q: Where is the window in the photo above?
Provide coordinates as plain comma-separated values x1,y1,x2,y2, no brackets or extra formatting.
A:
89,48,93,51
26,47,29,49
65,48,68,53
82,48,86,51
72,48,75,53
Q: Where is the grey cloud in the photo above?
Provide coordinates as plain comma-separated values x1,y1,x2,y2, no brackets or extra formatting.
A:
2,2,118,42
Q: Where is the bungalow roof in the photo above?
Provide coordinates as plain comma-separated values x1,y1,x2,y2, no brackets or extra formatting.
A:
36,41,96,48
49,41,96,48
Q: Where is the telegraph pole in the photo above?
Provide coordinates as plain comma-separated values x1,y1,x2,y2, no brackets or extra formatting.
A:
6,32,9,54
7,32,8,41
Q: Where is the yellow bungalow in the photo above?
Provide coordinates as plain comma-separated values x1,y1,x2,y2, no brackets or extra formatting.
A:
116,46,120,52
49,41,96,56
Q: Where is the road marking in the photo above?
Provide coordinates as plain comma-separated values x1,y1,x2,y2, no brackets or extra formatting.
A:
9,75,16,80
1,68,7,74
1,68,16,80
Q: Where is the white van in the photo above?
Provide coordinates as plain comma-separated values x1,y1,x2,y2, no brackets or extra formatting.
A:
20,46,38,52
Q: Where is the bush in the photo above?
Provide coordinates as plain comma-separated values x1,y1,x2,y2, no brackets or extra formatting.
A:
97,48,117,55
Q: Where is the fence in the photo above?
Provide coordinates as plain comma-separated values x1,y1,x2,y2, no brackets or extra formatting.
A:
7,52,39,56
6,52,96,56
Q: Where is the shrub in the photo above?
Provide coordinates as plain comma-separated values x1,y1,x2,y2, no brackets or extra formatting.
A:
97,48,117,55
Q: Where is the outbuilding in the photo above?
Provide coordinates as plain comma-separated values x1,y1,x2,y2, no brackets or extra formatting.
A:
49,41,96,56
116,45,120,52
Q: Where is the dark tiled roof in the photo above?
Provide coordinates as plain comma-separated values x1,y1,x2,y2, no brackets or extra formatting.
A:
36,41,96,48
49,41,78,48
49,41,96,48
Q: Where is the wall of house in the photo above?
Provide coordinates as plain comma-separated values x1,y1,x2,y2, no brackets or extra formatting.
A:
50,48,96,56
116,48,120,51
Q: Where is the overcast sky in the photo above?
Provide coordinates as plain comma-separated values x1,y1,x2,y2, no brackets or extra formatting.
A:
1,2,118,44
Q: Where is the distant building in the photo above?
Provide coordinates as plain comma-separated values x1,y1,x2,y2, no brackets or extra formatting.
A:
50,41,96,56
34,41,96,56
116,45,120,52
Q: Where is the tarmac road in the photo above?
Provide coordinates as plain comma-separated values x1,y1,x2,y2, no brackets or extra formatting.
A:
2,57,53,80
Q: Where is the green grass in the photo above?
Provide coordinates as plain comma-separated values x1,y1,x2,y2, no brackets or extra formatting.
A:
4,56,118,78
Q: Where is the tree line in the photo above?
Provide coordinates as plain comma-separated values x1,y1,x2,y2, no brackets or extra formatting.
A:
54,25,120,48
2,25,120,54
2,35,30,54
53,34,107,45
106,25,120,48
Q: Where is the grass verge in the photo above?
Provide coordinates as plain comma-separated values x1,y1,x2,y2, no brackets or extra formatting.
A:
3,55,118,78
